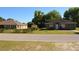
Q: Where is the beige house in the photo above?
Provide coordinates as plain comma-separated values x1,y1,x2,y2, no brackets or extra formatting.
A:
15,21,28,29
16,24,27,29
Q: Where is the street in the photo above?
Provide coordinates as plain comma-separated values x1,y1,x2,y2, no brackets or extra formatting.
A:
0,34,79,42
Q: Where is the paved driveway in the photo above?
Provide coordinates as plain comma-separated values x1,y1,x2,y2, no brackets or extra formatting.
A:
0,33,79,42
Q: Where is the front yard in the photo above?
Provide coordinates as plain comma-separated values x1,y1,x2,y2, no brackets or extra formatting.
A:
0,27,79,34
31,30,74,34
26,27,79,34
0,41,79,51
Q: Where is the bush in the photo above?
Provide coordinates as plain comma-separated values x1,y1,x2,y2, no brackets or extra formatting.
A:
31,24,38,31
14,29,21,33
13,29,33,33
22,29,31,33
3,29,15,33
0,29,4,33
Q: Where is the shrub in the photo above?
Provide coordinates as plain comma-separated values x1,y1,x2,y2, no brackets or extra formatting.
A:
31,24,38,30
14,29,21,33
0,29,3,33
13,29,33,33
25,28,33,33
3,29,15,33
22,29,30,33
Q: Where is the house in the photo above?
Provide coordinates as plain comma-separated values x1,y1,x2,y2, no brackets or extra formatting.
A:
15,21,27,29
45,20,76,30
3,20,16,29
0,20,28,29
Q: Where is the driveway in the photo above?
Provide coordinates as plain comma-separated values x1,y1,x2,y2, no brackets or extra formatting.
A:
0,33,79,42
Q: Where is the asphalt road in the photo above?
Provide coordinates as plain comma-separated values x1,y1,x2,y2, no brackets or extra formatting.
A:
0,33,79,42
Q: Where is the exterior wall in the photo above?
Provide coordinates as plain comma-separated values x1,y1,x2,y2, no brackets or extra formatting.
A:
16,25,28,29
59,23,76,30
0,25,27,29
46,23,55,30
64,24,76,30
0,25,16,29
4,25,16,29
46,23,76,30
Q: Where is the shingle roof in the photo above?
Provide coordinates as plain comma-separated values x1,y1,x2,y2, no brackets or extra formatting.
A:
46,20,76,24
0,21,4,25
3,20,16,25
0,20,27,25
15,21,27,25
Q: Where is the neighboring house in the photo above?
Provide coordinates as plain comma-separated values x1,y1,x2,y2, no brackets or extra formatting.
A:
0,20,16,29
45,20,76,30
0,20,28,29
3,20,16,29
15,21,27,29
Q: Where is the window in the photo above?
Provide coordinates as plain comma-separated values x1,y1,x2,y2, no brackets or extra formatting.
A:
61,24,65,28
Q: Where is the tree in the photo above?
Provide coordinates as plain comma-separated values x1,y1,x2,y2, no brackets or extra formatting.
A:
7,18,14,21
64,7,79,26
0,17,5,21
44,10,62,21
32,10,62,28
27,22,33,28
32,10,44,28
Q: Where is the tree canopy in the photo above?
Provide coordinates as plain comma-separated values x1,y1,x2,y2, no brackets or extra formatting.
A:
44,10,62,21
32,10,44,28
7,18,14,21
27,22,33,28
0,17,5,21
64,7,79,26
32,10,62,28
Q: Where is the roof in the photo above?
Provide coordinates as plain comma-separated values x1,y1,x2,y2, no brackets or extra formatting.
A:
0,20,27,25
15,21,27,25
0,20,16,25
4,20,16,25
0,21,4,25
46,20,76,24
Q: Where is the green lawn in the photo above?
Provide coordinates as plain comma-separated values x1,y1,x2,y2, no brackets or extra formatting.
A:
29,28,79,34
0,41,79,51
76,28,79,30
0,29,77,34
31,30,74,34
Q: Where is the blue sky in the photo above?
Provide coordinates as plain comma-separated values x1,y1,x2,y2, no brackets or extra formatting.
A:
0,7,69,23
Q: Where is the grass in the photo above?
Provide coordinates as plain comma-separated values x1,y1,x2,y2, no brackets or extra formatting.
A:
31,30,74,34
0,41,79,51
29,27,79,34
0,28,78,34
76,27,79,30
